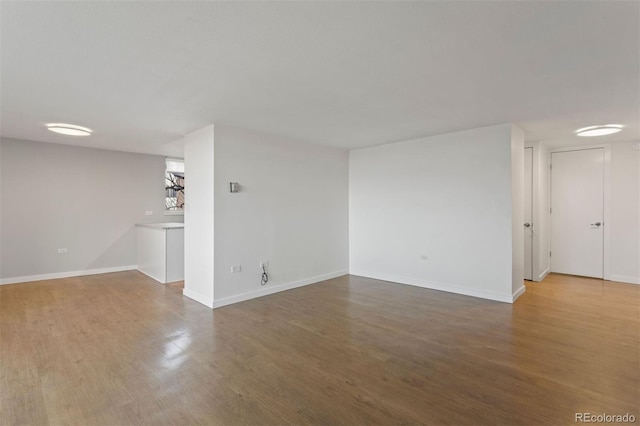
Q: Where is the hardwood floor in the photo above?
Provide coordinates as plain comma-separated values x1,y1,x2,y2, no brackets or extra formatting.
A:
1,272,638,425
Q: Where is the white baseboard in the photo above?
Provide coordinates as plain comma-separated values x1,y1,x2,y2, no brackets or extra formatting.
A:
183,288,214,308
136,268,164,284
0,265,138,286
211,270,349,309
350,270,514,303
512,285,526,302
610,275,640,285
537,268,550,282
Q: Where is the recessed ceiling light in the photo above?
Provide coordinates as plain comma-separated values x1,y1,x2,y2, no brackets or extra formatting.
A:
46,123,92,136
575,124,623,137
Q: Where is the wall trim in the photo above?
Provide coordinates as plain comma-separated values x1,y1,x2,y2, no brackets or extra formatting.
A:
610,275,640,285
537,268,550,282
512,285,527,302
524,146,539,286
183,288,214,308
351,270,514,303
211,270,349,309
136,268,164,284
0,265,138,286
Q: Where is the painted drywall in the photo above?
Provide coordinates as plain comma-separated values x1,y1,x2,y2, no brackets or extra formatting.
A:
610,141,640,284
183,125,215,307
349,124,523,303
544,140,638,284
213,125,349,306
0,138,176,283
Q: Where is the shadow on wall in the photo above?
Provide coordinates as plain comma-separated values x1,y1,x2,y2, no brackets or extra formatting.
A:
86,226,137,270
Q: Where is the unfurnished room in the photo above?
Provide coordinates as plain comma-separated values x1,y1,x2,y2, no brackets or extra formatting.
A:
0,1,639,425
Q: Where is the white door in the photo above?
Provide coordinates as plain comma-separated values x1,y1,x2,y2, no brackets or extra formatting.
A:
551,148,604,278
524,147,533,281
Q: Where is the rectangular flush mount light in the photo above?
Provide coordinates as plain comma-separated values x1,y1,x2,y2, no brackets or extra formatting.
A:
229,182,240,193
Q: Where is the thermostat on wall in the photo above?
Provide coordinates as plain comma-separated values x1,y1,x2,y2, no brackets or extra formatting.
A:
633,142,640,151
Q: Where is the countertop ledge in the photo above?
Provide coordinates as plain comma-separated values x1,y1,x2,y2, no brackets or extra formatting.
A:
136,222,184,229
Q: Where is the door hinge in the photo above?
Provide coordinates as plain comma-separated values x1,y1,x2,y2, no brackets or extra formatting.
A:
549,251,552,257
550,207,552,214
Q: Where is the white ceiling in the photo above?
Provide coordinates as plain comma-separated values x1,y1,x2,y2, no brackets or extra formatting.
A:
1,1,638,156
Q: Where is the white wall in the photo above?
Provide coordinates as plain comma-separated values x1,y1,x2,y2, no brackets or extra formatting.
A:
350,124,524,303
183,125,215,307
609,141,640,284
213,125,349,307
544,140,639,284
0,138,175,284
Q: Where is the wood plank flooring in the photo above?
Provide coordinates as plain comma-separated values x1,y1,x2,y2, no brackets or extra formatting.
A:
1,272,638,425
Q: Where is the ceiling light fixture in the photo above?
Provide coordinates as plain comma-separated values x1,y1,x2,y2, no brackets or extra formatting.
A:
575,124,623,137
46,123,92,136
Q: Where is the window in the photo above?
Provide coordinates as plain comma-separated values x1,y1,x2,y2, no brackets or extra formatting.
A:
165,158,184,214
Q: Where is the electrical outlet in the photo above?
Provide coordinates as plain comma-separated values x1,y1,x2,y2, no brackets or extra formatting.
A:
420,255,428,261
145,211,153,216
231,265,241,273
57,248,68,254
260,261,269,268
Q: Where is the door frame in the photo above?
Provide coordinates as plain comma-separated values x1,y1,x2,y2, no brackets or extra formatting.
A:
524,142,548,282
549,144,611,280
524,147,534,281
